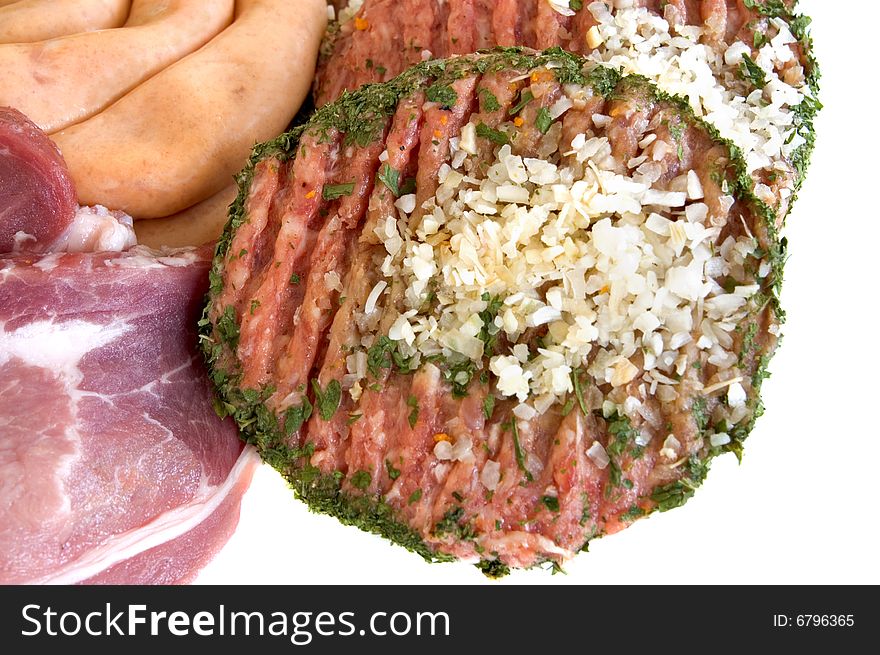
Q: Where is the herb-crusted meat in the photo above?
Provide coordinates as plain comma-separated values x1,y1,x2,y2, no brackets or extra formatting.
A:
203,50,784,573
319,0,819,221
319,0,782,102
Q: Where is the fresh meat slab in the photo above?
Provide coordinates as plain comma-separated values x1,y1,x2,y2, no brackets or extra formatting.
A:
204,50,784,573
0,105,257,583
0,246,259,584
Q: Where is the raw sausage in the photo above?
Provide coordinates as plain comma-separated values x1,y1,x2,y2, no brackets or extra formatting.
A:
0,0,234,132
53,0,327,218
135,184,238,248
0,0,130,44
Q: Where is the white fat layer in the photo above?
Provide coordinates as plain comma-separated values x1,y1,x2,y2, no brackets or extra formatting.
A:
12,231,36,251
105,245,201,269
26,447,261,585
55,205,137,254
9,206,137,264
0,318,131,372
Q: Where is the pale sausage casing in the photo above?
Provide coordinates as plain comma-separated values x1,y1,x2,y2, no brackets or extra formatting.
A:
0,0,234,133
135,185,238,249
0,0,131,44
53,0,328,219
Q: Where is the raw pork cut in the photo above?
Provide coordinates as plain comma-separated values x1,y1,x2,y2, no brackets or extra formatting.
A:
0,107,77,252
0,246,259,584
1,107,135,253
0,104,256,584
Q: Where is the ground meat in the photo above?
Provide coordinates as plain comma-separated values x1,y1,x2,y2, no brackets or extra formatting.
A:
316,0,808,106
204,51,782,573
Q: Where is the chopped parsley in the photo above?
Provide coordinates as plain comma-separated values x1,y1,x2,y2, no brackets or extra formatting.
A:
408,488,423,505
692,396,710,432
284,398,313,435
541,495,560,513
289,273,301,285
607,462,622,495
482,394,495,421
399,176,417,195
434,507,475,540
385,459,401,480
739,321,760,364
535,107,553,134
407,395,420,428
508,89,534,116
351,469,372,490
322,182,355,200
478,292,504,355
216,306,240,350
443,358,477,398
579,495,591,526
589,65,622,98
621,504,646,522
479,88,501,112
651,456,710,511
668,118,685,142
570,368,589,416
506,419,533,482
476,559,510,578
249,299,260,315
312,379,341,421
743,0,789,18
376,163,402,197
753,30,768,49
739,54,767,89
367,336,416,377
606,413,639,459
476,122,509,145
425,83,457,109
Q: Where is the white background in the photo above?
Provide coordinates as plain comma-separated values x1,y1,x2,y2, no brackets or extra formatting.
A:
197,0,880,585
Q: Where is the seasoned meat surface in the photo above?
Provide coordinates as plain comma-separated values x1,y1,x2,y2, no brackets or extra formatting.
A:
318,0,818,221
317,0,809,105
204,51,784,572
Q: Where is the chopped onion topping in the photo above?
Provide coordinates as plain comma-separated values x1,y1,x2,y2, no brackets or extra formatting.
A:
587,441,610,469
364,280,387,314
